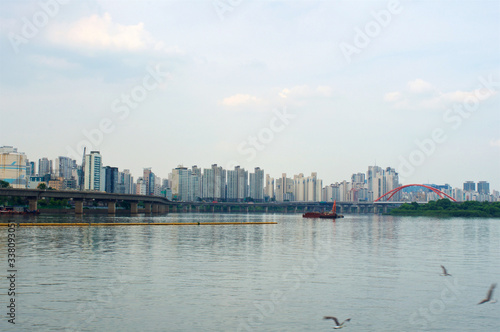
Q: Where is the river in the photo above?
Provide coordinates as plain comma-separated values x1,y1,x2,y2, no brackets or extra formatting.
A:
1,213,499,331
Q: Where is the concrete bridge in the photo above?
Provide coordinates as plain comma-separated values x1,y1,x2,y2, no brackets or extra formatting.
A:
166,201,403,214
0,188,405,215
0,188,171,214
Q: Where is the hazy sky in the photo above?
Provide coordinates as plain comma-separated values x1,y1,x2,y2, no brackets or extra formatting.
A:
1,0,499,190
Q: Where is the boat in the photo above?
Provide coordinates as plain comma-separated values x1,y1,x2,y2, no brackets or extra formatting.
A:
0,207,40,215
302,201,344,219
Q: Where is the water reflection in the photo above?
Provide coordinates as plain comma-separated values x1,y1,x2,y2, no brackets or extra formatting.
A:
2,214,499,331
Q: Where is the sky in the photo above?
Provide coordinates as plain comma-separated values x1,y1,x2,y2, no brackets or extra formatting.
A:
0,0,499,190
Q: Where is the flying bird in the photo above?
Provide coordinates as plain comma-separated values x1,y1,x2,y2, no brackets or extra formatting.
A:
440,265,451,276
323,316,351,329
477,283,497,305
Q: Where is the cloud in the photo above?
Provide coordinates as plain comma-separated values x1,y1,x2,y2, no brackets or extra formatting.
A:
408,79,434,94
384,91,402,102
221,94,262,107
385,79,497,110
279,85,333,99
45,12,179,54
29,55,79,70
490,139,500,148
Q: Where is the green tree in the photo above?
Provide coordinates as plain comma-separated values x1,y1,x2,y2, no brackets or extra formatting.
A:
0,180,11,188
37,183,47,190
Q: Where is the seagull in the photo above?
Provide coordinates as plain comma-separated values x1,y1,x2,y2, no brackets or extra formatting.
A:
323,316,351,329
477,283,497,305
440,265,452,276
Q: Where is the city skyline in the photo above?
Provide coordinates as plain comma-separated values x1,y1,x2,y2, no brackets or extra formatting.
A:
1,1,499,190
2,144,500,193
1,145,498,200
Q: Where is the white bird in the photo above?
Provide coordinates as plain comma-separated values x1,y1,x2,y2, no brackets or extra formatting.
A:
440,265,452,276
323,316,351,329
477,283,497,305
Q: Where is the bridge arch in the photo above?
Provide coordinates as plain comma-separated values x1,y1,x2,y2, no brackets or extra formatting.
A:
374,184,456,202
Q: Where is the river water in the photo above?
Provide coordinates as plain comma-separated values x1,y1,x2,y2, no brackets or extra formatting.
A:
1,213,499,331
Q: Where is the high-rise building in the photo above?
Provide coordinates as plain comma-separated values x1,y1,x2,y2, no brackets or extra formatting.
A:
477,181,490,195
38,157,51,177
202,164,226,201
366,166,399,201
463,181,475,191
305,172,322,202
264,174,274,201
0,146,27,188
275,173,294,202
171,166,189,201
55,156,75,180
83,151,103,191
104,166,119,193
227,166,248,202
293,173,305,201
249,167,264,201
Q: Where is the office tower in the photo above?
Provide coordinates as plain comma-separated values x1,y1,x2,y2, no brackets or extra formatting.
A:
249,167,264,202
188,166,202,201
171,166,189,201
55,156,75,180
104,166,119,193
463,181,475,191
83,151,103,191
29,161,36,176
0,146,27,188
477,181,490,195
38,157,51,177
118,169,133,194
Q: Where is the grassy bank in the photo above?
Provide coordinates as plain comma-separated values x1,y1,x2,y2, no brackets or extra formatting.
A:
388,199,500,218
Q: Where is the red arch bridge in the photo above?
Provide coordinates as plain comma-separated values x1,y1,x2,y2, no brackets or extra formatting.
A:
375,184,456,202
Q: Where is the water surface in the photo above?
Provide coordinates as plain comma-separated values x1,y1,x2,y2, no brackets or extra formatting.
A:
1,213,499,331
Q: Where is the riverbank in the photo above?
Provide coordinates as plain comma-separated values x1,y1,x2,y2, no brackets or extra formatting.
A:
388,199,500,218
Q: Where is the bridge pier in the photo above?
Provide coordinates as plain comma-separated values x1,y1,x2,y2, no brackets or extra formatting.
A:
227,206,231,213
129,202,138,214
75,200,84,214
107,201,116,214
144,203,152,214
284,207,287,214
211,206,215,213
152,204,160,214
265,206,268,213
28,198,38,211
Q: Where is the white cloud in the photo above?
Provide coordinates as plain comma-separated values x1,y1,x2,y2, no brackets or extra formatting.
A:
385,79,497,110
384,91,402,102
490,139,500,148
408,79,434,94
279,85,333,99
45,13,179,54
221,94,262,107
29,55,79,70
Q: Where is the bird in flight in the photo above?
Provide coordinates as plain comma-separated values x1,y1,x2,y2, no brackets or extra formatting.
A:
477,283,497,305
440,265,452,276
323,316,351,329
